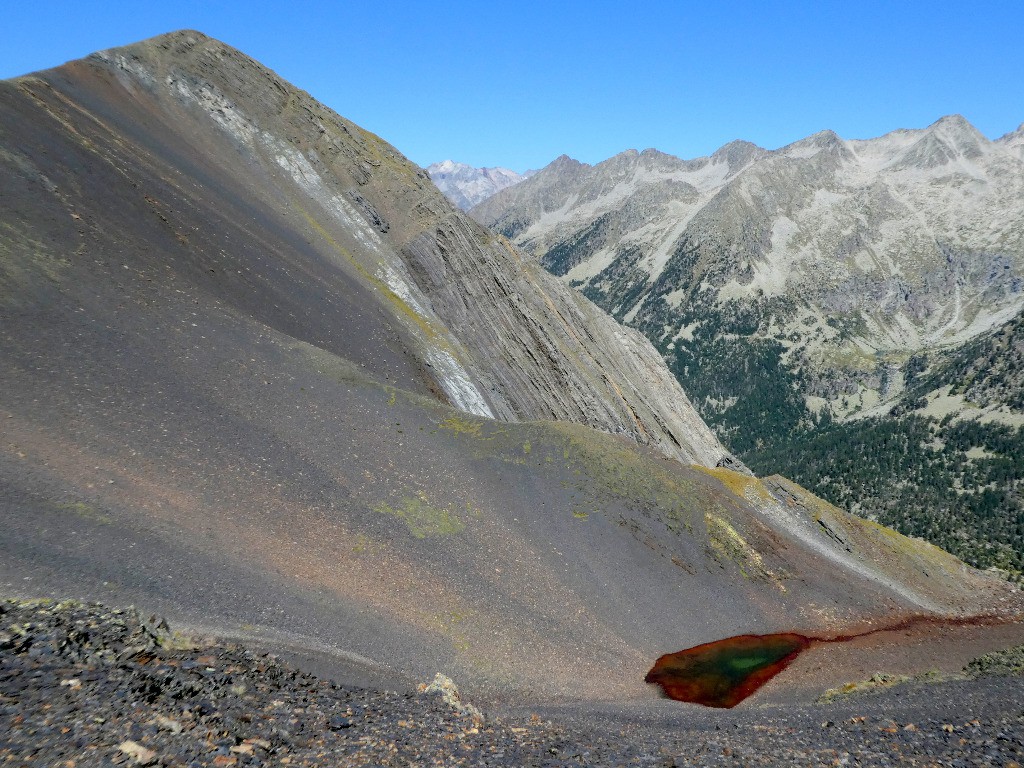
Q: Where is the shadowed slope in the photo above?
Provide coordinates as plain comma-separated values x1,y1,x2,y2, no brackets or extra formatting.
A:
0,31,1020,702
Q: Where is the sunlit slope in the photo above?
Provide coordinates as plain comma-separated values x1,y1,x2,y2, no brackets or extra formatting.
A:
1,345,1009,699
0,31,1018,701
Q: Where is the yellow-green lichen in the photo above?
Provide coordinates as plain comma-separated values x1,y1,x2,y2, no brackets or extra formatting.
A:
374,494,464,538
817,672,913,703
439,414,484,438
56,501,112,525
693,466,772,504
704,512,776,585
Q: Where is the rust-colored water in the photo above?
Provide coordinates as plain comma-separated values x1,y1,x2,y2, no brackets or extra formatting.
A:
646,614,1011,708
644,632,811,708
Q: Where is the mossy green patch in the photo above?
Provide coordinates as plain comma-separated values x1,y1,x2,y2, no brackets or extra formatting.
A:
374,494,464,538
818,672,913,702
964,644,1024,677
439,414,485,438
56,501,112,525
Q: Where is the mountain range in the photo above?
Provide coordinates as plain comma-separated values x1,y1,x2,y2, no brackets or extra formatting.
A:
470,117,1024,573
426,160,531,210
0,30,1021,711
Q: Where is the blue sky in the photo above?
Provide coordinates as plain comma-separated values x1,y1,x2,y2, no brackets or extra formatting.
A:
4,1,1023,172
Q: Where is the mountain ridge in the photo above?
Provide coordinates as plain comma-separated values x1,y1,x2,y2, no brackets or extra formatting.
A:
472,112,1024,416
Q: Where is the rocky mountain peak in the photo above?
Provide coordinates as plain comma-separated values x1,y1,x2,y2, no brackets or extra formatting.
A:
925,114,989,160
997,122,1024,147
711,139,766,170
780,129,853,162
15,28,734,468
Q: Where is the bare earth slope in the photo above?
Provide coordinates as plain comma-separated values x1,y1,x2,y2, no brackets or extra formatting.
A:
0,31,1020,703
0,30,726,468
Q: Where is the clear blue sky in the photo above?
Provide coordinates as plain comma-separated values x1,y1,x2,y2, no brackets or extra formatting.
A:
4,1,1023,172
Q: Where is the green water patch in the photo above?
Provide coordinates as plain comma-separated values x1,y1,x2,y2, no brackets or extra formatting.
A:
645,633,811,708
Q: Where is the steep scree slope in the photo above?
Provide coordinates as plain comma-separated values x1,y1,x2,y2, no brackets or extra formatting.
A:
0,32,1019,700
0,29,726,468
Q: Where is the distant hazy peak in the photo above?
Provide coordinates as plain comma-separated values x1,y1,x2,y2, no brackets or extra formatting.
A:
427,159,465,174
426,160,530,210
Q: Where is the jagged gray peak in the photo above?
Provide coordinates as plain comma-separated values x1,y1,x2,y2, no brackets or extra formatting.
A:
425,160,530,210
996,122,1024,158
32,29,730,468
473,115,1024,420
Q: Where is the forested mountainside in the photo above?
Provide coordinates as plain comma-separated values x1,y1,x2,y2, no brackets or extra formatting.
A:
753,310,1024,576
472,120,1024,576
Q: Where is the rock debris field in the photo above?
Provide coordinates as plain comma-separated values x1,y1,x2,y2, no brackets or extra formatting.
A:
1,598,1022,767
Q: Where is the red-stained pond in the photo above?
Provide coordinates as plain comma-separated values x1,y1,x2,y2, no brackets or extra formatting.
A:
646,615,1006,708
645,632,811,708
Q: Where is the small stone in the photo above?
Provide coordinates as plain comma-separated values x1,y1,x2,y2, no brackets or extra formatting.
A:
328,715,353,730
153,715,182,734
118,741,157,766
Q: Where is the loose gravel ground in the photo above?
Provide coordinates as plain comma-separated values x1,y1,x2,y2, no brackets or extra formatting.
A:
2,598,1022,767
